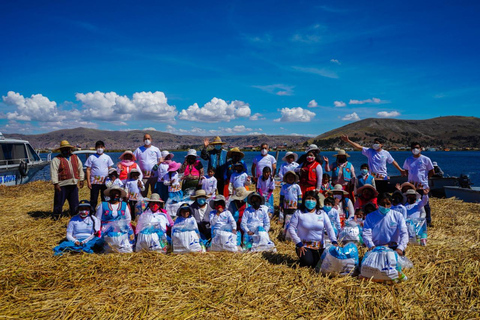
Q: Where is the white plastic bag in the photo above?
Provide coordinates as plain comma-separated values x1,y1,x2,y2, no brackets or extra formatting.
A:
406,218,427,246
338,220,362,244
102,221,134,253
360,246,407,282
243,225,276,252
171,217,204,253
135,211,168,253
210,227,238,252
316,243,359,276
283,214,293,241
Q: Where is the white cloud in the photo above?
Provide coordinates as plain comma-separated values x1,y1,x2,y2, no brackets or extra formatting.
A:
292,66,339,79
143,127,157,131
3,91,64,122
334,101,346,107
274,107,315,122
248,132,265,136
349,97,384,105
341,112,361,121
307,100,318,108
291,34,321,44
178,98,251,123
330,59,341,65
76,91,178,122
253,84,294,96
249,113,264,121
377,111,400,118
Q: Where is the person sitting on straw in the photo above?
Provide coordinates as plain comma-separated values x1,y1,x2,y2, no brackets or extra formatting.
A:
362,193,409,256
288,191,338,268
208,195,238,252
172,203,204,253
96,186,132,225
190,189,212,240
53,200,101,255
240,192,275,251
323,196,341,236
228,187,253,241
354,184,378,210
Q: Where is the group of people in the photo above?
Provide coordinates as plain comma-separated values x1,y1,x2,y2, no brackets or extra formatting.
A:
51,134,436,273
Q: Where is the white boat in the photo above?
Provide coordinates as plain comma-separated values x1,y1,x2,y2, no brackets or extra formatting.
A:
444,186,480,203
0,132,51,186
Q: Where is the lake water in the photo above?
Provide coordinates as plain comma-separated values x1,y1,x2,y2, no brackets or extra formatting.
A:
35,150,480,186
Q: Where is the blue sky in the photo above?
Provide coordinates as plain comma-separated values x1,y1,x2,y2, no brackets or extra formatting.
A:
1,0,479,136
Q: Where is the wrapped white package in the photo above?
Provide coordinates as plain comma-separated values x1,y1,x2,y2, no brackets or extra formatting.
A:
316,243,359,276
360,246,407,282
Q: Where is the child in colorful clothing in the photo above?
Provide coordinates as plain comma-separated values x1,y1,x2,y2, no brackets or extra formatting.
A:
355,163,376,192
278,152,299,182
124,168,145,220
354,184,378,210
319,173,334,195
201,167,218,198
163,162,183,203
257,166,275,215
117,150,142,185
229,162,251,194
279,171,302,227
404,188,429,246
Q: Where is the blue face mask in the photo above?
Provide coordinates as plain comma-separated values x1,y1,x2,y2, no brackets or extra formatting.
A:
305,200,316,211
361,169,369,175
378,206,390,215
197,198,206,206
323,206,332,212
214,145,221,150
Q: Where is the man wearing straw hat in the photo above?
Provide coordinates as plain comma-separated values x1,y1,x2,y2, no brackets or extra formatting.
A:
133,133,162,197
324,149,356,198
50,140,85,220
201,136,228,195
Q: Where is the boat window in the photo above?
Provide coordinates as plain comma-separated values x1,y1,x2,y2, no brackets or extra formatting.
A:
26,144,41,161
0,143,27,164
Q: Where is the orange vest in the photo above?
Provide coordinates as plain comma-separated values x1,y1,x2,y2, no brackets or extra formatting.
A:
300,161,320,187
118,162,138,181
57,155,80,181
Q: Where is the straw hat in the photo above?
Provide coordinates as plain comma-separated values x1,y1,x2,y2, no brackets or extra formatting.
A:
108,168,117,175
333,149,350,158
146,193,164,203
128,168,141,179
53,140,75,152
227,147,244,159
190,189,208,199
103,185,127,198
283,170,299,183
404,189,419,196
305,144,320,154
210,136,226,145
230,187,253,201
400,182,416,191
247,192,265,206
356,184,378,197
176,203,193,217
119,150,136,161
185,149,198,158
168,162,182,172
282,151,298,162
209,194,226,208
326,184,349,195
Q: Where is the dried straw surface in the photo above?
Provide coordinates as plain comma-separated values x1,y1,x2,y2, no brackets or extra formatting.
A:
0,181,479,319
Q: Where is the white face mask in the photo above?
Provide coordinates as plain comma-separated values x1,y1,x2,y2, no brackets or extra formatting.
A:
372,144,381,150
261,148,268,156
96,148,104,155
144,139,152,146
412,148,421,155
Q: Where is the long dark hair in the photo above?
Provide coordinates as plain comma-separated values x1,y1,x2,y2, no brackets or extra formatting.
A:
300,191,322,212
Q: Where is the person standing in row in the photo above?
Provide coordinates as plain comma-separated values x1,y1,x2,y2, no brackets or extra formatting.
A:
180,149,204,191
50,140,84,220
251,143,276,184
85,140,114,210
324,149,355,198
341,135,405,179
201,136,228,195
134,134,162,197
298,150,322,195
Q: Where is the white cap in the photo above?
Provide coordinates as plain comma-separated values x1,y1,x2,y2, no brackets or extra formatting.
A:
186,149,198,157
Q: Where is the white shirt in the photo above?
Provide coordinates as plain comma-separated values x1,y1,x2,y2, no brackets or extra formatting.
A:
278,162,299,180
85,154,114,184
157,162,170,182
325,208,341,232
125,179,145,200
288,209,337,245
96,202,131,223
105,178,124,189
403,155,434,188
361,147,395,177
391,204,407,219
405,195,429,220
280,183,302,209
241,205,271,233
230,172,249,189
133,145,162,177
163,172,182,192
209,210,237,231
362,209,408,251
66,215,100,243
257,176,275,197
253,154,276,178
201,176,217,195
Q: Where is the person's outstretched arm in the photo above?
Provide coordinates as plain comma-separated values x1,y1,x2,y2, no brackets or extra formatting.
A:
341,134,363,151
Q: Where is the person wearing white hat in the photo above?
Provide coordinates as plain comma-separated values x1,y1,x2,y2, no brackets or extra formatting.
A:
326,184,355,226
432,161,444,177
278,151,299,181
124,168,145,220
105,168,124,193
180,149,204,191
154,150,173,202
323,150,356,196
201,136,228,195
50,140,85,220
297,144,322,167
133,133,162,197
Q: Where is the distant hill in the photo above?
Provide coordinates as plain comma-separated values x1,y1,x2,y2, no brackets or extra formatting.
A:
307,116,480,149
5,128,309,150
